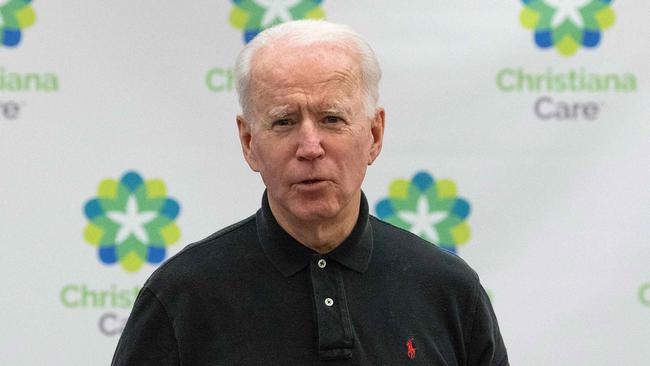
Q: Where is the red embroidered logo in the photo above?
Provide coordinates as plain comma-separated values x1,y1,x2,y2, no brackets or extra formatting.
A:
406,337,417,359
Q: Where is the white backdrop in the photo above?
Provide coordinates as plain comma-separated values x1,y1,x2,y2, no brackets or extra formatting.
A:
1,1,649,365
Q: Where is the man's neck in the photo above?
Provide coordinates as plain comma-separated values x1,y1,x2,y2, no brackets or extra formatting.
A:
268,195,360,254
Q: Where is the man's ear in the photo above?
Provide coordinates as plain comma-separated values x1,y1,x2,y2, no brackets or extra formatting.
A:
236,115,260,172
367,108,385,165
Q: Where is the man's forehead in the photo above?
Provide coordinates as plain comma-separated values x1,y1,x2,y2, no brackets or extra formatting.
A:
248,45,361,106
251,42,361,81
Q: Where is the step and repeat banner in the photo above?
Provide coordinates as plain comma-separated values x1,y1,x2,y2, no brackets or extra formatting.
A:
1,1,649,365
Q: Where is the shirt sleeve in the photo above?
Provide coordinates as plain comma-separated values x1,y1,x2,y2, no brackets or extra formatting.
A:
466,284,509,366
111,286,180,366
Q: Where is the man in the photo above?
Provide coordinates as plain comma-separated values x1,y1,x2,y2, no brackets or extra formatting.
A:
112,20,508,365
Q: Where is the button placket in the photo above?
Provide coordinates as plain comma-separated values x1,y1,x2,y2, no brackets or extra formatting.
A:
310,257,353,360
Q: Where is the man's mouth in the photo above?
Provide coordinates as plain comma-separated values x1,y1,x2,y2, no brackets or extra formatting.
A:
301,179,322,185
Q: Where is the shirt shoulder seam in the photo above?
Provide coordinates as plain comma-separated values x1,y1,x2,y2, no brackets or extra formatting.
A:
369,215,478,270
188,212,257,249
146,213,257,281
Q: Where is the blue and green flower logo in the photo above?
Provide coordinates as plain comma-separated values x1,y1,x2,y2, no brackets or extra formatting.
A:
375,171,471,254
520,0,615,56
83,171,181,272
229,0,325,43
0,0,35,48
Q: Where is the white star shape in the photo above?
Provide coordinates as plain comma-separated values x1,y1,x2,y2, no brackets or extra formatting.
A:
106,195,157,244
256,0,302,27
545,0,591,28
397,196,448,243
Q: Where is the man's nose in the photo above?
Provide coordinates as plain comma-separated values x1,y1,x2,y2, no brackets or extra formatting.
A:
295,120,324,161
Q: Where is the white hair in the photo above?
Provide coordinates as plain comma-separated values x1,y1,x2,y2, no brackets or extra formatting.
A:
234,20,382,119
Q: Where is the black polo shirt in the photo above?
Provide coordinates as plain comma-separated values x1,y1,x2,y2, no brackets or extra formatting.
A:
112,192,508,365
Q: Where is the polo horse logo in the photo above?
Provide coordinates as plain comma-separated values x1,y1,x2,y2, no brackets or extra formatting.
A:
406,337,417,359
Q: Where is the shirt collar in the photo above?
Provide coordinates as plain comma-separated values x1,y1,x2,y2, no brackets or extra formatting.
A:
256,190,373,277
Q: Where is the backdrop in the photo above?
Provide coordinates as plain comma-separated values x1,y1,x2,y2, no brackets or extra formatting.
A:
1,1,649,365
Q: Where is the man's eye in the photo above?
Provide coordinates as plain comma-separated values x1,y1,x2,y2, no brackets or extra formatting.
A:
273,119,291,127
324,116,341,124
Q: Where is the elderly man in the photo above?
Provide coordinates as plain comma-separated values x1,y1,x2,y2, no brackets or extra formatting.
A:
112,20,508,365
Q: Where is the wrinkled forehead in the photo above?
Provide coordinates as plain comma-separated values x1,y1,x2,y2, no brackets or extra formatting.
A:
250,42,363,93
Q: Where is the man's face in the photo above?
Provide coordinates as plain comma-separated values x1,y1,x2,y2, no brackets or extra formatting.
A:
237,42,384,224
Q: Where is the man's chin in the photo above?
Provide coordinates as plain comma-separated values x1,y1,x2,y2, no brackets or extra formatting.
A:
288,204,339,222
268,189,345,223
